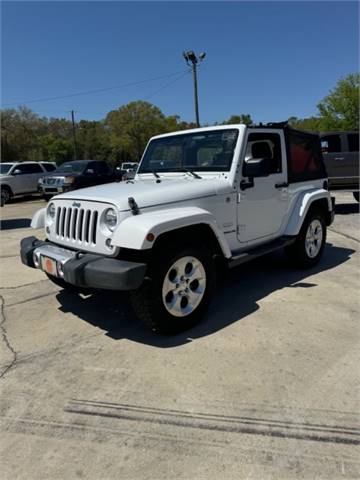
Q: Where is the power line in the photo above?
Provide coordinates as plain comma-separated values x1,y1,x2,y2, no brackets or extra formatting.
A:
2,69,189,106
144,69,191,101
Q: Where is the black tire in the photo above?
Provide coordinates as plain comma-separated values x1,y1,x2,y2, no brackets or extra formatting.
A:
130,245,216,334
353,192,359,202
45,273,89,294
1,186,11,207
285,210,326,267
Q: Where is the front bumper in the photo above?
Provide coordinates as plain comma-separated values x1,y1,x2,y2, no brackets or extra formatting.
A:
20,236,147,291
41,185,73,195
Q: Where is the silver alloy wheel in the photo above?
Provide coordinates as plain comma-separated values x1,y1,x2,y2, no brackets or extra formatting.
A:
305,219,323,258
162,256,206,318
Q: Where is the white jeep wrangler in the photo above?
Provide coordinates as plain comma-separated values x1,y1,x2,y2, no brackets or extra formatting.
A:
21,123,335,334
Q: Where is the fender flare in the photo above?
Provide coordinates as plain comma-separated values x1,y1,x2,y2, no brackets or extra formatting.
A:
31,208,46,229
111,206,232,258
284,188,332,236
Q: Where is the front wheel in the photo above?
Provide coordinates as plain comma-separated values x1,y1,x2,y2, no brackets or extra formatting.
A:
285,211,326,267
131,246,216,334
1,187,11,207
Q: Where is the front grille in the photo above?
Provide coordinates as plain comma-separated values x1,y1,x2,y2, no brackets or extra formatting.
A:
55,206,98,245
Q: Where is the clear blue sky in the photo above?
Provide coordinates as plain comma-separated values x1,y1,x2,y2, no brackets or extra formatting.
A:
2,1,359,124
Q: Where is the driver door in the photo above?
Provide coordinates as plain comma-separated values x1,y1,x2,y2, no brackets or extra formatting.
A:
237,130,289,244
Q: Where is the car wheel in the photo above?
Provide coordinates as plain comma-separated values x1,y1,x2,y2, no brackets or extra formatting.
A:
1,187,11,207
353,192,359,203
285,210,326,267
131,246,216,334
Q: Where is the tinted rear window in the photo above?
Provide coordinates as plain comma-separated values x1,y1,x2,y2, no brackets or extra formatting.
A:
287,129,326,183
42,163,56,172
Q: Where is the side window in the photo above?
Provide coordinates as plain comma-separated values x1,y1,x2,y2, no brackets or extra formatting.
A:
287,129,326,183
13,164,27,174
347,134,359,153
321,135,341,153
93,162,110,174
14,163,42,174
25,163,43,173
244,133,282,174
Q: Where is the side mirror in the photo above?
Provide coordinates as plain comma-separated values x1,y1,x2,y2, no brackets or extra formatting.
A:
12,169,22,175
243,157,272,178
85,168,94,175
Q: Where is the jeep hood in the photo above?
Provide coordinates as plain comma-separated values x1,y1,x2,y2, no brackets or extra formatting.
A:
54,176,228,211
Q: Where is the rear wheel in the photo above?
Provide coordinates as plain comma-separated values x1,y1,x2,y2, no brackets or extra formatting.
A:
285,210,326,267
1,186,11,207
131,245,216,334
353,192,359,202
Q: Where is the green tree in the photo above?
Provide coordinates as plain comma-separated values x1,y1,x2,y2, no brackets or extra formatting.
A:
106,101,183,163
289,73,359,132
317,73,359,130
221,114,253,126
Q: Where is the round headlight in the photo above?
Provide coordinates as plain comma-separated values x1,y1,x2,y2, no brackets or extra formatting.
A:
104,208,117,231
48,203,56,219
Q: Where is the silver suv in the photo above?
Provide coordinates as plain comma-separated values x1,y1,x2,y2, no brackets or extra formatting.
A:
0,161,56,206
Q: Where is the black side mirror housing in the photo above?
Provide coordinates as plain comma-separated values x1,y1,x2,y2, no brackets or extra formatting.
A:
243,157,272,178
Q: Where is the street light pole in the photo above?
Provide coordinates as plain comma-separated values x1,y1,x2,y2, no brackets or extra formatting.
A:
70,110,78,160
183,51,206,128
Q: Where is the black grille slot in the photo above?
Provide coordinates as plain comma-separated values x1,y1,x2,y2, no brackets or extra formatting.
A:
91,211,98,245
55,207,61,235
78,209,84,241
72,208,78,240
84,210,91,243
60,208,67,237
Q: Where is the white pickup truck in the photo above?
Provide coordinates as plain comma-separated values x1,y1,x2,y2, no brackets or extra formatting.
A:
21,123,335,334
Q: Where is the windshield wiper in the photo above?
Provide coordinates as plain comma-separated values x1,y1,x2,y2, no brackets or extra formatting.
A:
151,170,161,183
184,169,202,179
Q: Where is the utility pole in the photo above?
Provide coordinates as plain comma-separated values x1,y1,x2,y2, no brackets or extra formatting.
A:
183,51,206,128
70,110,78,160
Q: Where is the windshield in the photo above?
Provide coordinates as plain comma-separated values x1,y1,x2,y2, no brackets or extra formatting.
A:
55,161,87,174
138,129,239,174
0,164,12,174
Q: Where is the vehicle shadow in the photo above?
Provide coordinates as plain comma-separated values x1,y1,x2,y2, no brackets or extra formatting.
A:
0,218,31,230
55,242,355,348
335,203,359,215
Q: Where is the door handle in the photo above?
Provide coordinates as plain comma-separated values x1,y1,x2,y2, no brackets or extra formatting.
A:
335,157,344,161
275,182,289,189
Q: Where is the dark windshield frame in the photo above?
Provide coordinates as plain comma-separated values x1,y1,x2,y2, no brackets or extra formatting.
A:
138,129,239,174
55,161,88,174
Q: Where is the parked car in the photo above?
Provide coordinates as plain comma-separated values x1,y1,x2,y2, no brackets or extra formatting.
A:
21,123,334,334
0,161,53,206
115,162,138,181
320,131,359,202
39,160,117,201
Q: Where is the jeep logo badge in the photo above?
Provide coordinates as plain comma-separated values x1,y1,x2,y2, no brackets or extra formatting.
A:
72,202,81,208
